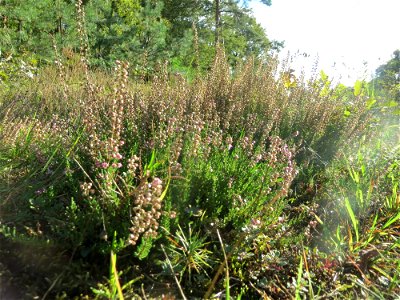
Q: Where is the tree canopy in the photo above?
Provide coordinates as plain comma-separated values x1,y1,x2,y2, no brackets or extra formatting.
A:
0,0,281,74
372,50,400,102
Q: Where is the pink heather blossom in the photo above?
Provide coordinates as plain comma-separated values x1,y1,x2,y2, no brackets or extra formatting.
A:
151,177,162,188
35,188,46,195
101,162,109,168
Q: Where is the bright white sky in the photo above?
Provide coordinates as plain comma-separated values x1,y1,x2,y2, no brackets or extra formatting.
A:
249,0,400,85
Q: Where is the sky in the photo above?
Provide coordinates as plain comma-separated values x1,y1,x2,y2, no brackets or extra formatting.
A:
249,0,400,85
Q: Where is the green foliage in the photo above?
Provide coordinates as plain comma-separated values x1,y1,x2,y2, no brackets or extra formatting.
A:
113,0,141,25
0,0,77,62
1,49,399,298
169,134,295,235
295,256,304,300
0,53,38,85
372,49,400,103
90,0,168,71
163,224,214,284
92,234,142,300
0,0,278,74
313,116,400,298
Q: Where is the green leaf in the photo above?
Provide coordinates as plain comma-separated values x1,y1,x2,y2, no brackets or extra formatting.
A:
364,214,378,245
320,70,328,82
354,80,363,96
135,236,154,260
144,150,160,173
383,212,400,229
0,71,9,81
360,164,366,177
159,175,171,202
41,144,61,173
366,97,376,109
345,197,359,243
295,256,304,300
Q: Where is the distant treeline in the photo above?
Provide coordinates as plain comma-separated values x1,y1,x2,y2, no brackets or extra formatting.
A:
0,0,283,74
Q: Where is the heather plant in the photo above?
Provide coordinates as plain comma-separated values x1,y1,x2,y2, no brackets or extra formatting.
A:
170,133,296,231
1,46,394,298
2,1,399,297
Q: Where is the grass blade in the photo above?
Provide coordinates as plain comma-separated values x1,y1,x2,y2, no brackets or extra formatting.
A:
345,197,359,243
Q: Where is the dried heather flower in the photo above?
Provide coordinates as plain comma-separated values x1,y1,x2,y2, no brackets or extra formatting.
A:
80,182,93,196
151,177,162,189
128,175,164,246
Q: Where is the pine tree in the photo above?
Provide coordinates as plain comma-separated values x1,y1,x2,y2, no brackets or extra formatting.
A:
89,0,168,71
0,0,76,62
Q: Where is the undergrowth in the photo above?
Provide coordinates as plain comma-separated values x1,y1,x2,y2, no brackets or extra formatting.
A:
0,48,399,299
